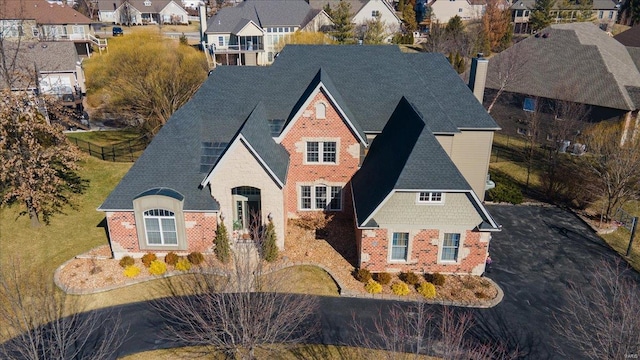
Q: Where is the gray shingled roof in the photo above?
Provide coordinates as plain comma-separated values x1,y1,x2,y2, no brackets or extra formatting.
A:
485,22,640,111
96,0,182,12
308,0,368,15
510,0,617,10
351,97,472,227
100,45,498,211
206,0,318,33
615,26,640,47
0,41,79,90
236,102,290,186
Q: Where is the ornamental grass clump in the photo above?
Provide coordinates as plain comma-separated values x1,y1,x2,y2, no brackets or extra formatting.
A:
391,281,411,296
400,271,421,285
118,256,134,268
175,258,192,272
355,268,372,283
418,282,437,299
375,272,392,285
141,253,157,268
164,252,179,266
187,251,204,265
365,279,382,294
123,265,141,278
148,260,167,276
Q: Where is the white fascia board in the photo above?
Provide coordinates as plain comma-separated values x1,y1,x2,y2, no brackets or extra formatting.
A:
358,190,395,228
237,135,284,188
468,190,501,230
200,135,284,189
275,83,367,146
275,86,322,143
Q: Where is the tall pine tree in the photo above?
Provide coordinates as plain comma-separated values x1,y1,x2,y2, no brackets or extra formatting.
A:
331,0,355,43
529,0,555,32
214,217,231,263
262,220,278,262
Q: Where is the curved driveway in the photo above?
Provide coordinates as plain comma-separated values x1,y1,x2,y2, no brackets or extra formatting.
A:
105,206,638,358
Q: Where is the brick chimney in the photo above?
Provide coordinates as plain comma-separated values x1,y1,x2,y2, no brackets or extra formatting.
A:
468,53,488,104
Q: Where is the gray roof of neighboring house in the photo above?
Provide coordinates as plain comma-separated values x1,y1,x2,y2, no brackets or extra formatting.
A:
308,0,368,15
205,0,319,33
100,45,498,211
628,47,640,73
352,97,474,227
0,41,79,90
485,22,640,111
510,0,618,10
615,26,640,47
96,0,184,12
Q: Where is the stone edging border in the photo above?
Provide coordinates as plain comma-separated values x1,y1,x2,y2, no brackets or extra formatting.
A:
55,250,504,308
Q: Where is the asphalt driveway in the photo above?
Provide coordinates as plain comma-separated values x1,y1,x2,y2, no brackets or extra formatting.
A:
483,205,636,359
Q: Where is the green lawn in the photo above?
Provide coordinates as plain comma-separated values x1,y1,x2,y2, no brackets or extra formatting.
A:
0,155,132,276
66,129,141,147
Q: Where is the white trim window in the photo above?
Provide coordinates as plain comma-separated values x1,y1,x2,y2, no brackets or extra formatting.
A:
306,141,336,164
143,209,178,245
391,232,409,261
441,233,460,262
417,192,443,203
299,185,342,210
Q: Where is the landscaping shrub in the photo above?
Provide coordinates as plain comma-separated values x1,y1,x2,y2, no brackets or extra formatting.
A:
475,291,489,299
365,279,382,294
148,260,167,276
119,256,134,268
400,271,421,285
391,281,410,296
418,282,436,299
187,251,204,265
164,252,179,266
375,272,392,285
141,253,157,268
426,272,446,286
214,219,231,264
175,258,192,272
355,268,372,283
487,171,523,204
123,265,141,278
262,220,278,262
290,213,333,230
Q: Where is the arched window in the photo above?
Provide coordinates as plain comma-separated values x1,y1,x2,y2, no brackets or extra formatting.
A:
315,102,326,119
143,209,178,245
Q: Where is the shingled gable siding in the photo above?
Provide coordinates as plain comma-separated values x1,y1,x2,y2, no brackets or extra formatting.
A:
359,229,489,275
105,211,217,259
208,139,285,249
281,91,360,219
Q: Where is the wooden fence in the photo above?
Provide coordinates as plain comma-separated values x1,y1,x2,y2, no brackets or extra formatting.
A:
69,136,149,162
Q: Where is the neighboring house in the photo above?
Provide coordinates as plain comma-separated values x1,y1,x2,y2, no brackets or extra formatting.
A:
202,0,333,66
484,23,640,142
0,41,86,109
614,25,640,47
308,0,401,38
96,0,188,25
428,0,486,23
511,0,619,33
181,0,204,9
0,0,104,55
99,45,501,276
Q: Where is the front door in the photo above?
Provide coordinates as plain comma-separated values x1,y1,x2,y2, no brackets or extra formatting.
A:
231,187,261,232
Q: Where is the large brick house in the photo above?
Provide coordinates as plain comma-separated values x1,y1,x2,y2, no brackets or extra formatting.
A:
99,45,501,275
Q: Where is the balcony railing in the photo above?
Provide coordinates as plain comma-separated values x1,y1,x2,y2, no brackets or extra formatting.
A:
215,44,264,53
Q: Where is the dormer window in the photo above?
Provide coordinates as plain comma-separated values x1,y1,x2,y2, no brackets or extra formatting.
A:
315,102,326,119
144,0,151,6
417,192,443,204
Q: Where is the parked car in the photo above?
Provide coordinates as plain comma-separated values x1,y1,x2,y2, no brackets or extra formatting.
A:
112,26,123,36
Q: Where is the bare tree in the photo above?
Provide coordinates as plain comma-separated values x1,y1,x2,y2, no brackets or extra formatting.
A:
0,258,127,360
0,0,29,90
486,48,530,114
351,302,514,359
522,97,542,191
582,121,640,221
553,259,640,359
151,214,319,360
